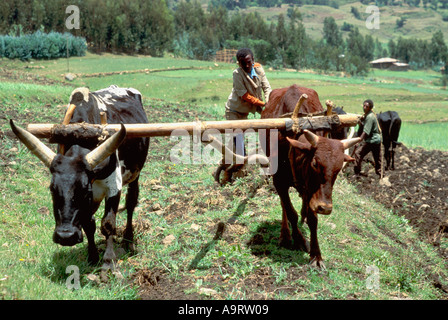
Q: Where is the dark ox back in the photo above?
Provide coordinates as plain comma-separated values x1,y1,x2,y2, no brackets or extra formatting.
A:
261,84,360,268
11,85,149,270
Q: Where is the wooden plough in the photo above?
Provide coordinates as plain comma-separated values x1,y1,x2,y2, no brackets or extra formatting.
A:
20,95,360,154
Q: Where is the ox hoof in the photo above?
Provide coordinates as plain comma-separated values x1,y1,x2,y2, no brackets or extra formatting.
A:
293,240,309,253
121,241,135,254
309,257,326,270
279,236,293,249
87,250,99,266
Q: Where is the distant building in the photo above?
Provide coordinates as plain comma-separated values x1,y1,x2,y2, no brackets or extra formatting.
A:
369,57,410,71
215,49,237,63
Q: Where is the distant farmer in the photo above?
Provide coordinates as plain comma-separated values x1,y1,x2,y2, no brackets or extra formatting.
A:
214,48,272,183
354,99,382,177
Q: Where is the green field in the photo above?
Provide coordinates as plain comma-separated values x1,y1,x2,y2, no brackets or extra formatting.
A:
5,52,446,148
0,54,447,300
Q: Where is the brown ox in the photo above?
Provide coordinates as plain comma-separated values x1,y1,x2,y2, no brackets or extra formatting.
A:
261,84,360,268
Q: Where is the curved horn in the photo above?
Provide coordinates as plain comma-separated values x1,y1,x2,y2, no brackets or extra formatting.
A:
10,119,56,168
292,94,308,119
203,134,269,166
85,123,127,169
341,137,361,150
303,129,319,148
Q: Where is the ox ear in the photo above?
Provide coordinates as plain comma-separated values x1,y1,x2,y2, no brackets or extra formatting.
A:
344,154,355,162
286,137,312,150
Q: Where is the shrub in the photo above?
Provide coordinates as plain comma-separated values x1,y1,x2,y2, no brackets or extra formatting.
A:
0,31,86,61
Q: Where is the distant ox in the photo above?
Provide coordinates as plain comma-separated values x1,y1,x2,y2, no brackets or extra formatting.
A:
356,110,402,170
377,111,401,170
260,84,360,268
10,85,149,270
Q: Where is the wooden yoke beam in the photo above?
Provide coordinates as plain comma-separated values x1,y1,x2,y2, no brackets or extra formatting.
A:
26,114,361,143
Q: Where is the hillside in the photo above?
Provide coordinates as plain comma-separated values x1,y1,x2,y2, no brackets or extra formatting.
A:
236,2,448,44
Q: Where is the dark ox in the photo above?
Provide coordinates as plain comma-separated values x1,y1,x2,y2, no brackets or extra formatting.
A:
330,106,355,140
377,111,401,170
10,85,149,270
260,84,360,268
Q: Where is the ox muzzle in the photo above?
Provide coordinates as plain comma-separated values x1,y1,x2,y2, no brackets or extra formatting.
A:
53,224,83,246
311,201,333,215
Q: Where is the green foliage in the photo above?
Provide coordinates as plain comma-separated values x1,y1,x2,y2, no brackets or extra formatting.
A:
351,6,362,20
1,0,448,78
0,30,86,61
396,17,407,28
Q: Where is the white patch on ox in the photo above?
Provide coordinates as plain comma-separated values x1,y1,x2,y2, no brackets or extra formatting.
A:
92,94,107,112
95,85,142,100
120,160,140,185
69,87,90,103
92,153,123,203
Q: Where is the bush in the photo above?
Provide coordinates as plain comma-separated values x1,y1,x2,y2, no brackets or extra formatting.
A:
0,31,86,61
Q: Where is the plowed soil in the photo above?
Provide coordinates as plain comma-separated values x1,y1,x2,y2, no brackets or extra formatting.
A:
346,144,448,259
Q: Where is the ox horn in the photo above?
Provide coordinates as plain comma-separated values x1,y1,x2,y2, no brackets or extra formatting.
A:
303,129,319,148
10,119,56,168
341,137,362,150
85,123,127,169
203,133,269,166
292,94,308,119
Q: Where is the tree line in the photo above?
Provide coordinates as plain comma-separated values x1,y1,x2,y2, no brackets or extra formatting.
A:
211,0,448,9
0,0,447,76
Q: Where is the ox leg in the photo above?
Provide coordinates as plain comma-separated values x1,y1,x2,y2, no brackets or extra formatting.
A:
307,210,325,269
122,178,139,252
391,145,396,170
83,216,99,265
274,178,308,252
101,193,121,270
384,143,391,171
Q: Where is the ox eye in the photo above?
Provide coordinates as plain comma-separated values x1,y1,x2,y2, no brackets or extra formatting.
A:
311,158,319,170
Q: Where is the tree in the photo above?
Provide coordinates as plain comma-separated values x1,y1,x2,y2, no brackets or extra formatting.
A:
351,6,362,20
388,39,397,58
323,17,342,48
284,15,308,68
276,14,288,51
173,0,204,34
430,30,448,65
396,17,407,28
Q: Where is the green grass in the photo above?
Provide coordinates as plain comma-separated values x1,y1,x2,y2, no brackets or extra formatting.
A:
400,122,448,151
1,54,447,300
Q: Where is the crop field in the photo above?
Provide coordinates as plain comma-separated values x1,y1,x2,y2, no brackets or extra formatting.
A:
0,53,447,301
